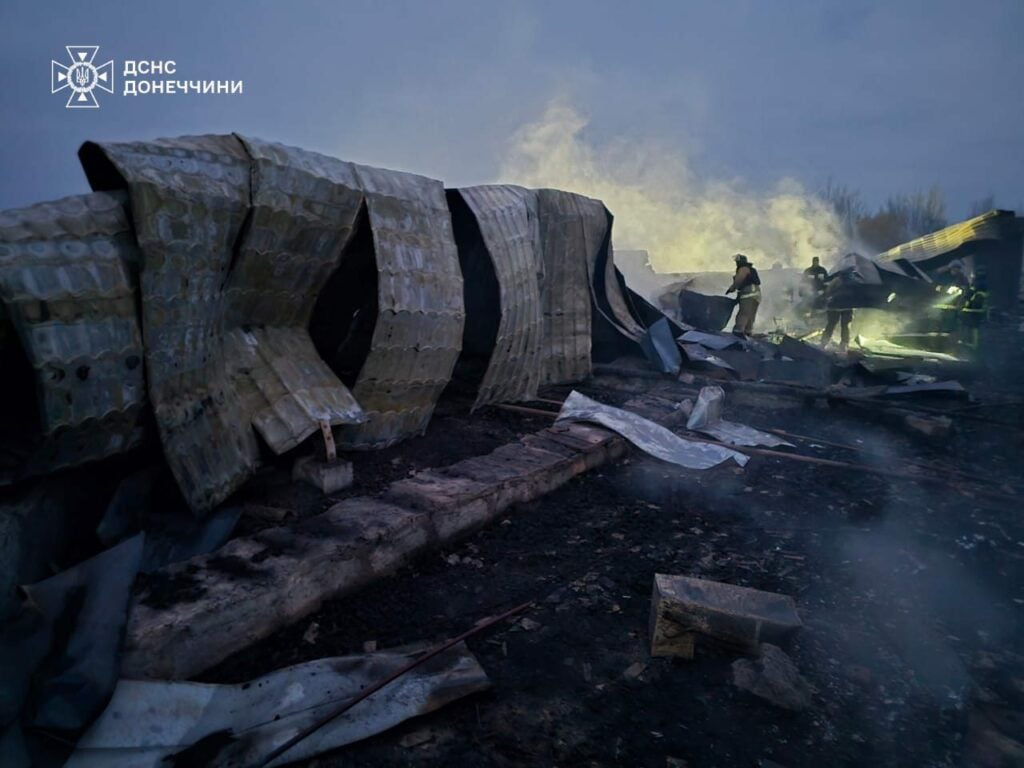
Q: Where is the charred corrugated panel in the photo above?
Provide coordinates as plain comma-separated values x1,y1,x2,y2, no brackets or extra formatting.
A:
79,135,259,513
444,190,500,401
223,137,365,453
452,185,543,409
225,327,363,453
601,240,646,341
535,190,608,385
332,165,464,449
310,204,378,388
0,192,146,483
877,209,1020,264
589,206,648,363
227,137,364,328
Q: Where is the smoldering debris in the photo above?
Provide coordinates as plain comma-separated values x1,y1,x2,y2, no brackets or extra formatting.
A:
0,536,144,768
66,642,490,768
731,644,814,712
649,573,802,658
1,129,1023,767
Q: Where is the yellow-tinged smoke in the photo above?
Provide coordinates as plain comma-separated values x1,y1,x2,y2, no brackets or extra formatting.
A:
498,101,844,273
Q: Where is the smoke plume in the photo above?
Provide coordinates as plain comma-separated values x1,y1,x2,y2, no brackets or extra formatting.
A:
499,100,845,273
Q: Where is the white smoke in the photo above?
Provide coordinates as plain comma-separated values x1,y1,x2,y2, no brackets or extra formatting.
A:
498,100,844,274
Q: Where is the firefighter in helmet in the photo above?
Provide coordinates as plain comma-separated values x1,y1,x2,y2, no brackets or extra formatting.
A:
726,253,761,335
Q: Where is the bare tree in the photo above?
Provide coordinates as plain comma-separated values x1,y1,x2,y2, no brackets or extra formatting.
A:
817,180,952,252
857,211,910,253
882,185,947,241
968,194,996,218
820,177,866,239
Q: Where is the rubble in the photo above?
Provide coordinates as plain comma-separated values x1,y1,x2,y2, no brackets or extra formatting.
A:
0,535,144,766
2,135,658,520
65,642,489,767
1,132,1022,767
121,420,626,680
291,455,355,494
903,413,954,438
649,574,802,657
166,369,1024,766
730,644,813,711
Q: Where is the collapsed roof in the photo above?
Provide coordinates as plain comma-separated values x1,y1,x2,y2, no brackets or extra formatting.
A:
0,134,649,512
876,209,1024,310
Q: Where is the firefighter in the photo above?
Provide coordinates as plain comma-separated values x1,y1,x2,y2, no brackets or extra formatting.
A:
819,256,855,352
934,259,970,332
821,305,853,352
959,266,989,349
800,256,829,319
803,257,828,292
725,253,761,335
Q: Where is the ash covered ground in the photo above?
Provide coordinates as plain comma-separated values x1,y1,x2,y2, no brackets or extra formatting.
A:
202,375,1024,768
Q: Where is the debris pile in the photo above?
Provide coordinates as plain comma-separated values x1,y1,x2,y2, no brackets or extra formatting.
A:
1,134,1022,767
0,134,652,513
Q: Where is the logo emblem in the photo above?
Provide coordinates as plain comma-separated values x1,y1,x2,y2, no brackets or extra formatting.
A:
51,46,114,108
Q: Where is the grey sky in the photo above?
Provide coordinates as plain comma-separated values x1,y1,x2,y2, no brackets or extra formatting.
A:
1,0,1021,218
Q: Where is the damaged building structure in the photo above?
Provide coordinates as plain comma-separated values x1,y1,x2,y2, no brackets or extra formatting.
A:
2,134,1023,767
0,134,654,510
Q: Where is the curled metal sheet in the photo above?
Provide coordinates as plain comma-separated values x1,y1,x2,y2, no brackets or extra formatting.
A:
686,385,793,448
67,642,489,767
455,185,543,408
602,241,647,341
535,190,608,385
226,327,364,453
224,137,366,453
0,192,146,483
333,165,465,449
79,135,259,513
227,136,364,329
557,390,748,470
877,209,1021,264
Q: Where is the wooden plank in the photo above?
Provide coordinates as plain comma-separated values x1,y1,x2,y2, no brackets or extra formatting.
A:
122,422,628,680
122,499,431,679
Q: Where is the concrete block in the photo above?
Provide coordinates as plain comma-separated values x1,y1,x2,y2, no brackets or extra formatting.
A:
650,574,801,657
292,456,353,494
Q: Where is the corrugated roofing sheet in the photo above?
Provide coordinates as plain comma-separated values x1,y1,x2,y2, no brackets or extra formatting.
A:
455,185,543,408
333,164,464,449
0,133,663,509
227,137,364,328
80,135,260,513
224,137,365,452
601,241,647,341
0,192,146,481
877,209,1022,264
535,189,608,385
225,326,365,454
